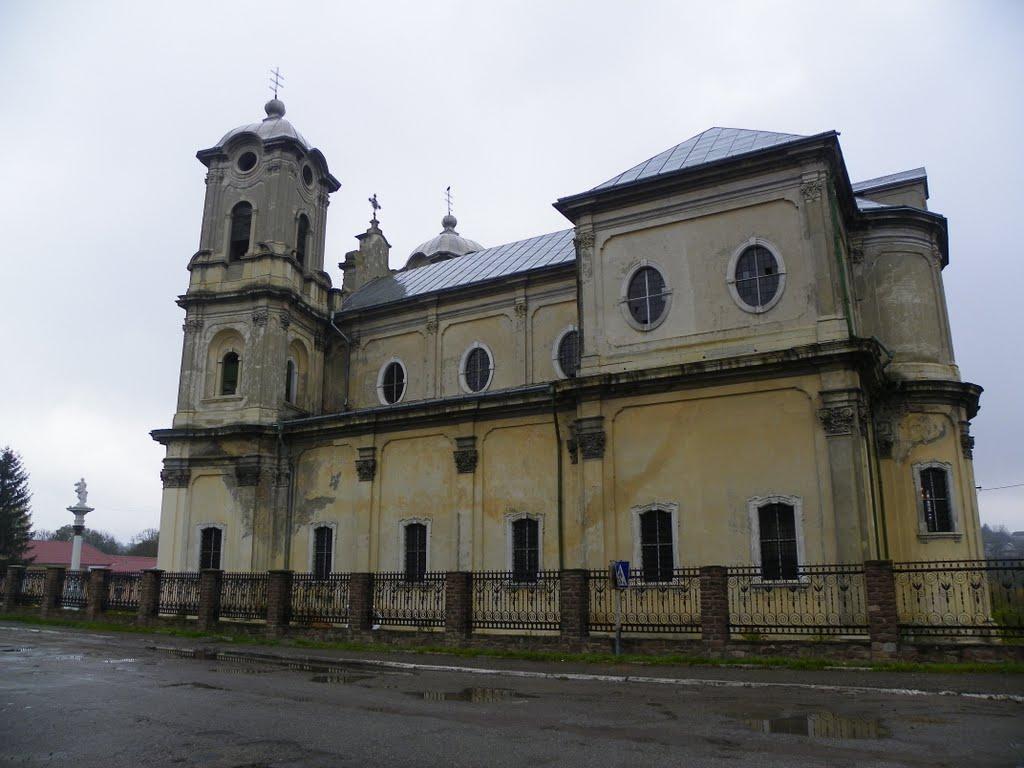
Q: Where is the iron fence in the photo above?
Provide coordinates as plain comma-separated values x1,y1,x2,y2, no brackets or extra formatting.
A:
588,569,701,633
894,559,1024,638
17,570,45,606
220,572,269,620
291,573,350,625
728,564,868,635
107,572,142,612
61,571,87,609
472,571,560,631
373,572,445,628
159,572,200,616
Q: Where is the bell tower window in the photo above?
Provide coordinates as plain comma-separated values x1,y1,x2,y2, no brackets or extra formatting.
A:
285,358,297,404
296,214,310,267
221,352,240,395
229,202,252,261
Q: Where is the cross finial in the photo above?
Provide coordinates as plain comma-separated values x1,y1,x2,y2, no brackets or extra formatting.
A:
445,186,453,216
269,67,285,99
369,193,382,223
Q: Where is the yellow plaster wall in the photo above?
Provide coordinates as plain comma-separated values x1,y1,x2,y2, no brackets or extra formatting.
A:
288,444,358,572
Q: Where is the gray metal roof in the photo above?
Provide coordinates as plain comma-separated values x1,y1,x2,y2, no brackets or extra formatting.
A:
855,196,890,210
212,99,311,151
852,167,926,194
591,127,807,192
340,229,575,313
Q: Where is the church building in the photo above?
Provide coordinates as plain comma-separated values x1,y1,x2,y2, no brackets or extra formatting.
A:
152,97,983,580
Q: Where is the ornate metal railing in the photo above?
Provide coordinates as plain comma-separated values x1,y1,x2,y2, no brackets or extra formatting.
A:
894,559,1024,637
728,564,868,635
589,569,701,633
291,573,350,625
61,571,87,609
159,572,200,616
373,572,445,628
220,572,269,620
107,572,142,611
17,570,45,606
472,571,560,631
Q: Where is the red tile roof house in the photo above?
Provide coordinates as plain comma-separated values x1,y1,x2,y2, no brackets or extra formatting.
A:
24,540,156,573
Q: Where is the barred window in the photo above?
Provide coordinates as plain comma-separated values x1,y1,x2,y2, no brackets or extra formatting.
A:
556,330,580,379
463,346,492,392
511,518,539,583
758,503,798,580
920,467,953,533
229,201,252,261
221,352,240,395
199,527,222,570
626,266,668,328
404,523,427,582
639,509,674,582
313,526,332,579
380,361,405,405
296,214,310,267
734,245,781,309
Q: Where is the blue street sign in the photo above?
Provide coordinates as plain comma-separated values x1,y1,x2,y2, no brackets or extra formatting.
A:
612,561,630,588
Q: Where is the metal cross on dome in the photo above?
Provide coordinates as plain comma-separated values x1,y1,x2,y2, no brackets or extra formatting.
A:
269,67,284,98
445,185,453,216
369,193,382,222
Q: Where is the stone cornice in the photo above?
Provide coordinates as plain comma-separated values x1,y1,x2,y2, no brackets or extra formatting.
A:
894,379,982,419
176,285,331,324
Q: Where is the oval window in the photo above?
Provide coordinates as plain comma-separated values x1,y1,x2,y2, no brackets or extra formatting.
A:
380,361,405,404
302,165,314,186
463,346,492,392
626,266,668,328
237,152,257,172
733,245,781,309
556,330,580,378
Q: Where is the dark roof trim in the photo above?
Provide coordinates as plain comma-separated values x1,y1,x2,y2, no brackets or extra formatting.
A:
851,167,927,199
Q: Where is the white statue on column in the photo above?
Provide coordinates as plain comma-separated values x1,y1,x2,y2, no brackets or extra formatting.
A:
68,478,94,573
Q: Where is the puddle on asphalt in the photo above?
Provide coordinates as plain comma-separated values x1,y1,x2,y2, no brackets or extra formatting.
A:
52,654,84,662
0,648,27,653
211,665,278,675
310,673,372,684
409,687,531,703
742,712,888,740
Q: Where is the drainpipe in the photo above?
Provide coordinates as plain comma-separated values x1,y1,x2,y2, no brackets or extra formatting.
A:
329,313,352,410
550,384,565,571
275,421,295,570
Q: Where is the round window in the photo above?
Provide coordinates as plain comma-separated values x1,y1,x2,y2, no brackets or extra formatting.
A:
463,346,492,392
237,152,257,172
626,266,669,328
380,361,405,404
734,245,781,309
302,165,314,186
556,330,580,379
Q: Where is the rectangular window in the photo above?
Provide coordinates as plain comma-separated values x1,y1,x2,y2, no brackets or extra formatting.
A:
199,527,222,570
758,504,798,580
920,467,953,533
640,509,674,582
404,523,427,582
511,518,539,583
313,526,333,579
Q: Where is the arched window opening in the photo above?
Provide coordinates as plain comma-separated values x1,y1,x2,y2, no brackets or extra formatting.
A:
556,329,580,378
313,526,333,579
296,214,310,267
511,518,539,583
229,202,253,261
199,527,222,570
639,508,674,582
221,352,240,396
404,523,427,582
920,467,953,533
758,503,799,580
284,358,297,404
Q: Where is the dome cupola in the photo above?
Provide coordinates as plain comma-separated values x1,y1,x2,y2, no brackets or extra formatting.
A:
405,214,483,270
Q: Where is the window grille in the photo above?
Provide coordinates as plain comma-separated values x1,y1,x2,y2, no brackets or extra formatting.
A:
920,467,953,533
626,267,668,327
221,352,240,395
464,346,492,392
229,202,252,261
640,509,674,582
381,361,405,404
200,527,222,570
404,523,427,582
511,518,539,583
734,245,781,308
313,526,333,579
557,330,580,378
758,503,798,580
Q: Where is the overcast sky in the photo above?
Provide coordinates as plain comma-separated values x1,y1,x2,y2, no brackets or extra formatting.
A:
1,1,1021,542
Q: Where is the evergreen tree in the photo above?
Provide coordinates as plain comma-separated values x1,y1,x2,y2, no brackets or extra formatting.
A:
0,447,33,568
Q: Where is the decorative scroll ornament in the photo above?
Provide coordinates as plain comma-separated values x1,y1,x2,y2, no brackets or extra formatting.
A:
453,436,478,474
425,318,439,335
566,433,579,465
818,405,862,437
182,317,204,335
960,421,975,460
251,309,270,327
160,462,191,488
278,313,291,330
234,460,262,486
573,416,606,460
356,447,377,482
800,177,824,202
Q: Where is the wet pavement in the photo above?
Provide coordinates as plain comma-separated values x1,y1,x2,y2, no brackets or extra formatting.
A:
0,623,1022,767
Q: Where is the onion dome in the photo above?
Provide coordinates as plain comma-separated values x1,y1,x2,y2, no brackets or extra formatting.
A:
405,215,484,270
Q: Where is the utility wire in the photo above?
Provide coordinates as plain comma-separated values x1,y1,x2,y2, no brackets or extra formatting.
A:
976,482,1024,492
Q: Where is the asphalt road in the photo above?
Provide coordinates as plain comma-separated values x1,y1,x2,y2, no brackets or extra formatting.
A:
0,624,1022,767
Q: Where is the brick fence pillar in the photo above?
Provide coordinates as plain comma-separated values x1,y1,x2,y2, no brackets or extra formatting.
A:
864,559,899,659
348,573,374,633
445,572,472,640
560,569,590,641
41,566,66,618
266,570,293,636
700,566,730,654
197,569,223,631
137,569,163,625
2,565,25,613
86,568,111,620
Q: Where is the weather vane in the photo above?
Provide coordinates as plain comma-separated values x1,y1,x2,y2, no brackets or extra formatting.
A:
369,193,382,223
269,67,284,98
445,185,453,216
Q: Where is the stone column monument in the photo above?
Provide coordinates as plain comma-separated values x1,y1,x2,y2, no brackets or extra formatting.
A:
68,478,93,572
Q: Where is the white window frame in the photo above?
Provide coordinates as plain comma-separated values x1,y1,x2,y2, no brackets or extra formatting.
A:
398,517,432,573
308,522,338,575
747,495,806,584
376,357,408,406
551,325,580,380
630,502,681,577
195,523,227,571
505,512,544,580
458,341,495,394
912,461,961,539
619,260,673,332
726,237,787,314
